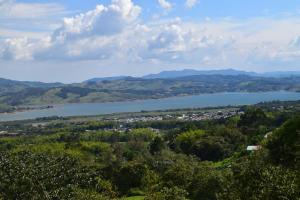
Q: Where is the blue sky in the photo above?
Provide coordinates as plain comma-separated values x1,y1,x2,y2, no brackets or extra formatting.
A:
1,0,300,82
19,0,300,19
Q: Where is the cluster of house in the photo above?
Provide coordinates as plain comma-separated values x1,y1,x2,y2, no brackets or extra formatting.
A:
176,110,243,121
114,109,243,123
117,116,164,123
271,105,295,111
0,130,19,136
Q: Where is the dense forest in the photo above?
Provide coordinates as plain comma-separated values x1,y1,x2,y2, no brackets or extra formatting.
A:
1,75,300,112
0,101,299,199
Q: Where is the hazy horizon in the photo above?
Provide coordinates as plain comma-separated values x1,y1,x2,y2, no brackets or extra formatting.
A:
2,68,300,83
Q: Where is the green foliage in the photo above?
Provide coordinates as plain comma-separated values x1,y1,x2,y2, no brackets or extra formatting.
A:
0,104,13,113
0,152,115,199
72,189,112,200
115,162,153,195
123,196,145,200
189,164,224,200
175,128,245,161
128,128,157,142
145,187,188,200
267,117,300,167
175,129,205,153
149,136,165,155
238,107,268,127
0,103,299,199
80,141,110,155
219,152,300,200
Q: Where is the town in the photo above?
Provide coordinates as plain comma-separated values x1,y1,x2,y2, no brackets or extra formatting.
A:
113,108,243,123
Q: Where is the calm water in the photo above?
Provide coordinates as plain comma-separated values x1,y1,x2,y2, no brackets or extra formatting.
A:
1,91,300,121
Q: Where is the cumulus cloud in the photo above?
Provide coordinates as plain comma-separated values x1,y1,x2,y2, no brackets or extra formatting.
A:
34,0,142,60
1,38,33,60
2,0,300,72
52,0,141,41
146,19,194,60
1,0,142,61
262,35,300,64
158,0,172,10
1,35,54,61
185,0,198,8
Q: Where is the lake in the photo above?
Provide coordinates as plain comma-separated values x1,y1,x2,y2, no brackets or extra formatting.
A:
1,91,300,121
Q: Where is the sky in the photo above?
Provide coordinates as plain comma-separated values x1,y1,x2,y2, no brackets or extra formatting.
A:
1,0,300,82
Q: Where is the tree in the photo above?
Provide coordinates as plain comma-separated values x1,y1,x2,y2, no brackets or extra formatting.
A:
219,152,300,200
238,108,268,127
191,138,226,161
113,162,151,195
266,117,300,168
175,129,205,153
145,187,188,200
150,137,165,155
189,164,224,200
0,152,115,199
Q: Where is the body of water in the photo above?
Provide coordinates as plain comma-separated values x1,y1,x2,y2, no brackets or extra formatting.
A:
1,91,300,121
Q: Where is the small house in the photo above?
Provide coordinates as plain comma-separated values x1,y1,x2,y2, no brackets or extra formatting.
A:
247,145,262,151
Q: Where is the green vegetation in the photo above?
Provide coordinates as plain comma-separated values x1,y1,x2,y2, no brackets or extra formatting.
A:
0,104,14,113
0,101,299,199
1,75,300,109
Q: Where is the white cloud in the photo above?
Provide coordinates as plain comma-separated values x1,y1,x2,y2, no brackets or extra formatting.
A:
0,28,49,39
0,0,66,19
158,0,172,10
185,0,198,8
0,0,13,9
52,0,141,42
291,36,300,48
30,0,142,60
0,0,68,40
145,19,195,60
1,38,33,60
2,0,300,73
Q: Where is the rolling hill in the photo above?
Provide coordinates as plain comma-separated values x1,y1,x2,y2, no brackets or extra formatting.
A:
0,74,300,113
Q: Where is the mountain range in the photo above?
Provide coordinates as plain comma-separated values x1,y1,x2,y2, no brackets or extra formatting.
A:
86,69,300,82
0,71,299,113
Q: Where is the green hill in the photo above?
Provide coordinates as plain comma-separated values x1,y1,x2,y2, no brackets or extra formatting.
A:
0,75,300,112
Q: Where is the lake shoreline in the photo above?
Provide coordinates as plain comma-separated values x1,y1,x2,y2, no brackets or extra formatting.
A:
1,91,300,122
0,105,54,115
12,90,300,108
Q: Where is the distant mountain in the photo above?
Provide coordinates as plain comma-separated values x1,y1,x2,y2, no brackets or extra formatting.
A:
142,69,258,79
83,69,300,82
0,74,300,112
85,76,132,83
0,78,63,95
261,71,300,78
1,74,300,106
0,78,62,87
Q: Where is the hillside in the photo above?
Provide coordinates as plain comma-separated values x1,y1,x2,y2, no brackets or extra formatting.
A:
142,69,257,79
142,69,300,79
76,69,300,82
0,78,62,95
0,101,299,199
0,75,300,112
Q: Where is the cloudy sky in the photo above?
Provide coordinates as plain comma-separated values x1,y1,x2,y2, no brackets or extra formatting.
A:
1,0,300,82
